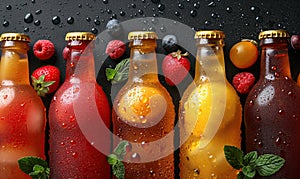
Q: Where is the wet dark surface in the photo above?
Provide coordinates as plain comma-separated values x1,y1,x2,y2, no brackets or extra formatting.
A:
0,0,300,178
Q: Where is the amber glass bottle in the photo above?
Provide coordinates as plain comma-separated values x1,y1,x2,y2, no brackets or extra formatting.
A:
179,30,242,178
0,33,46,178
112,31,175,178
48,32,110,178
245,30,300,178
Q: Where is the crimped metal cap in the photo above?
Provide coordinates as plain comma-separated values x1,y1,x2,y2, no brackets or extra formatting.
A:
0,33,30,42
128,31,158,40
258,30,290,40
195,30,225,39
65,32,96,41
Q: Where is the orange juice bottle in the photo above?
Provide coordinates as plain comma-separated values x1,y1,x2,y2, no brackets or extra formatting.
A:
179,30,242,178
244,30,300,178
112,31,175,178
0,33,46,178
298,74,300,86
48,32,110,178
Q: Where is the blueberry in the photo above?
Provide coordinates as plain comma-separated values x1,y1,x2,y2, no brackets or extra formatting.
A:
106,19,122,36
162,34,179,52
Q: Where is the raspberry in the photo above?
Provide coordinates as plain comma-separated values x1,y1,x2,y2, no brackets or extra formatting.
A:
33,40,55,60
232,72,256,94
62,47,70,61
105,40,126,60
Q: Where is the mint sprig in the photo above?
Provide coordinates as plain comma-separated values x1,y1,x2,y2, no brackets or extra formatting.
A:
224,145,285,178
107,140,129,179
18,156,50,179
106,58,130,84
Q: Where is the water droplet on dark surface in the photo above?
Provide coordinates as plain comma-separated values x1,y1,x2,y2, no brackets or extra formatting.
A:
34,20,41,26
194,2,200,9
255,16,263,23
24,27,29,32
226,7,232,13
204,20,211,26
86,17,91,22
111,14,117,19
174,11,180,16
6,5,12,10
208,1,216,7
157,3,165,11
151,0,160,4
94,19,100,25
78,4,82,8
24,13,34,23
211,12,218,19
35,9,42,15
190,10,197,17
3,20,9,27
178,3,184,9
91,27,98,34
138,9,144,15
52,16,61,25
31,0,36,3
250,6,260,14
131,3,136,8
67,17,74,24
103,0,108,4
120,11,126,16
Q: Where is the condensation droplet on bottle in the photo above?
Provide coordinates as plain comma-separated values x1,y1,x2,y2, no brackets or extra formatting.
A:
131,152,140,162
149,170,156,177
70,139,76,145
275,137,281,146
278,109,284,115
193,168,200,176
258,141,263,148
256,116,261,121
61,122,67,128
72,152,78,158
60,141,65,146
271,66,277,71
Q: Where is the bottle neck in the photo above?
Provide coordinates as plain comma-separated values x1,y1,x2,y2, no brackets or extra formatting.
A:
259,38,291,80
194,38,226,83
127,39,158,83
0,41,30,85
66,40,96,81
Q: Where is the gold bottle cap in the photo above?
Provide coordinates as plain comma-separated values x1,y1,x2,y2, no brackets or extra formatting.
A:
0,33,30,42
258,30,290,40
128,31,158,40
65,32,96,41
194,30,225,39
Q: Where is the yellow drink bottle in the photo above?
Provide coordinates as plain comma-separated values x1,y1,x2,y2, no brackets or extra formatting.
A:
112,31,175,178
0,33,46,178
179,30,242,178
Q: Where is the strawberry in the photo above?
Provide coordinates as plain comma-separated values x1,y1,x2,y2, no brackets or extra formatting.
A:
162,50,190,86
232,72,256,94
105,40,126,60
33,40,55,60
31,65,60,97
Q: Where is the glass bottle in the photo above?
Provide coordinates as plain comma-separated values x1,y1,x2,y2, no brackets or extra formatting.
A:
112,31,175,178
297,74,300,86
179,30,242,178
244,30,300,178
0,33,46,178
48,32,111,178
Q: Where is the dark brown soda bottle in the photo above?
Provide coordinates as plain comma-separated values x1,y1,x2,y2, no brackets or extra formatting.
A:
244,30,300,178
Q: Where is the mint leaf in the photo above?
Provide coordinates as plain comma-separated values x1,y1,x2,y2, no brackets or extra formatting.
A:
107,154,118,165
255,154,285,176
112,160,125,179
106,58,130,84
237,172,252,179
242,165,256,178
18,156,50,179
113,140,129,158
224,145,244,170
106,68,117,81
243,151,257,167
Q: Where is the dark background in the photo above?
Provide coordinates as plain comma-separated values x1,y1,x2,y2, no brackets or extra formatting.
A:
1,0,300,177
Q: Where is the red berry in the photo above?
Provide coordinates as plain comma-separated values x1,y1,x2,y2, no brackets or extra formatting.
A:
62,46,71,60
105,40,126,60
33,40,55,60
162,50,190,86
31,65,61,96
232,72,256,94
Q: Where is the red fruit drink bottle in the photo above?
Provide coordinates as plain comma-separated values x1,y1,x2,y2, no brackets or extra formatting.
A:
49,32,111,178
245,30,300,178
0,33,46,178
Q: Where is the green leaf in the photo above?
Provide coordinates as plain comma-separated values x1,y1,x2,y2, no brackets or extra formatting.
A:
255,154,285,176
107,154,118,165
237,172,252,179
242,165,256,178
112,160,125,179
106,68,117,81
224,145,244,170
114,140,129,158
18,157,48,174
33,164,45,173
106,58,130,84
243,151,258,167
